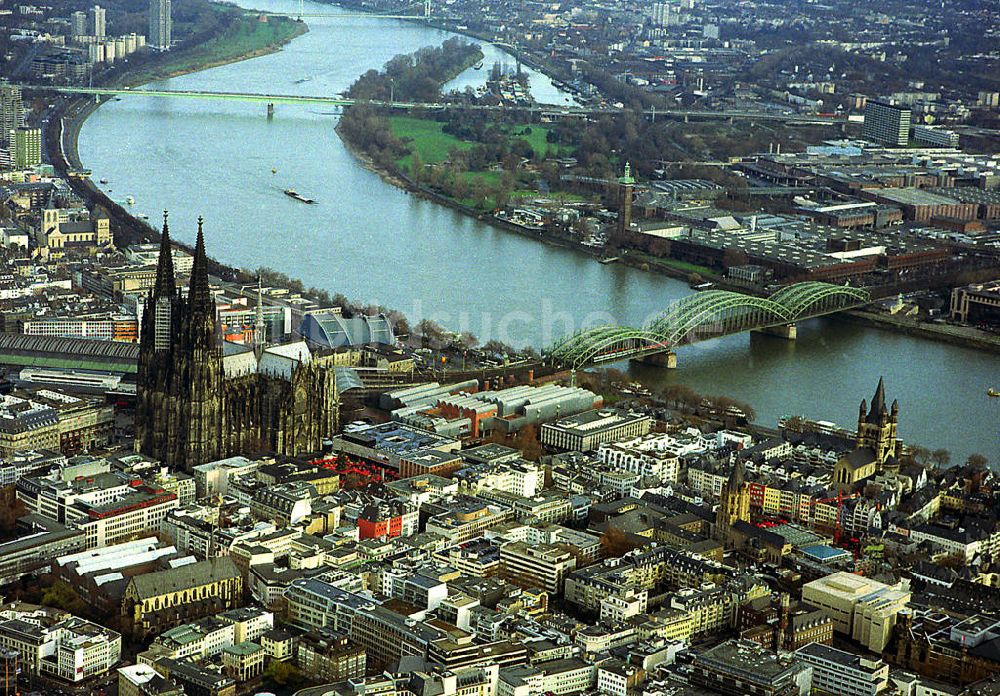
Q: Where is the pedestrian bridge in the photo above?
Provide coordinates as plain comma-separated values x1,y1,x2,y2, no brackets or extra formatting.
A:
545,281,871,369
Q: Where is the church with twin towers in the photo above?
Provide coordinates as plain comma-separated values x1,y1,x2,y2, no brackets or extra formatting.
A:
135,214,339,472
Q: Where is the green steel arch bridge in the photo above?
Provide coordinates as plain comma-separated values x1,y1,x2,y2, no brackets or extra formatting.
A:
545,282,871,371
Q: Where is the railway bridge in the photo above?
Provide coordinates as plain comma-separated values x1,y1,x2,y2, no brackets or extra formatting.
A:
544,281,871,371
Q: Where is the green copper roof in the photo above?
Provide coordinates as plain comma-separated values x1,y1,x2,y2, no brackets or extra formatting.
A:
618,162,635,185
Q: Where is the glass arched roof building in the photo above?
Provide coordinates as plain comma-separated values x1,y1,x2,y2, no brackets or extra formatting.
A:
298,309,395,349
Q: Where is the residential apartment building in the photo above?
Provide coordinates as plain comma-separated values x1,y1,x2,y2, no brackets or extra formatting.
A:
10,127,41,169
576,625,637,656
284,578,375,632
0,393,60,455
599,435,682,483
500,541,577,593
688,640,812,696
498,658,596,696
426,499,515,544
357,500,419,540
795,642,889,696
149,0,171,49
221,641,265,683
0,390,114,458
862,101,911,146
565,546,734,613
192,456,261,498
596,660,643,696
454,460,542,498
296,628,366,683
913,125,959,148
118,664,184,696
349,605,449,671
0,83,24,145
0,606,121,682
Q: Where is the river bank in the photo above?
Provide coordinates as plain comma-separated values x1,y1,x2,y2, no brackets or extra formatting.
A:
115,17,308,88
50,6,309,256
840,310,1000,355
335,121,724,287
309,0,582,102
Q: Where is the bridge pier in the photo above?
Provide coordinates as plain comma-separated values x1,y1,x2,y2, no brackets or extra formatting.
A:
753,323,797,340
633,350,677,369
266,103,275,120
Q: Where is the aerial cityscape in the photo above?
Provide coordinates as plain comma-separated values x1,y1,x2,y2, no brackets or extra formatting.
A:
0,0,997,694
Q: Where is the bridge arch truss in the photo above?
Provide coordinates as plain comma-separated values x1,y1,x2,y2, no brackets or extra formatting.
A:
545,326,673,369
769,282,870,320
544,282,871,368
645,290,792,345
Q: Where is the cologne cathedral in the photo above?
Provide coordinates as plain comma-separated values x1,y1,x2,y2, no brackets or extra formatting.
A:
136,215,339,471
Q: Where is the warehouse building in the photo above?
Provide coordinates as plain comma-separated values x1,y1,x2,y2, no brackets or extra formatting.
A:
330,422,460,469
861,188,978,222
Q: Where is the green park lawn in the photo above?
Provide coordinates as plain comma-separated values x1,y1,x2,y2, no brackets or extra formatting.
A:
389,115,569,173
391,116,474,170
122,12,305,86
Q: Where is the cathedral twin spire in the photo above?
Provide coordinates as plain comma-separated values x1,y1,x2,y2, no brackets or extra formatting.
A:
152,211,212,311
188,217,214,315
153,210,176,299
150,211,217,355
153,213,267,356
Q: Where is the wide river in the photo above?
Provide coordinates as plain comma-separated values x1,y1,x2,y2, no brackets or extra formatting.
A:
78,0,998,462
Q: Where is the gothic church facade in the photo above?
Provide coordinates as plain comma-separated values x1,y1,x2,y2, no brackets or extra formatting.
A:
136,216,339,471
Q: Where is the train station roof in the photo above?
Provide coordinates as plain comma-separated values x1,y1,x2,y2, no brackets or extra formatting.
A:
0,334,139,373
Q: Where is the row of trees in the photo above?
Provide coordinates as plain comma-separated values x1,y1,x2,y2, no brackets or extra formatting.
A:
411,157,519,211
347,37,484,103
337,104,409,172
658,383,757,423
545,111,827,181
577,369,756,422
253,265,411,336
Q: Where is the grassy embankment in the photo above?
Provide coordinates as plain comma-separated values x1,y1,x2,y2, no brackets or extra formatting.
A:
118,10,307,86
391,117,713,276
625,250,714,277
55,4,308,251
389,115,588,208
